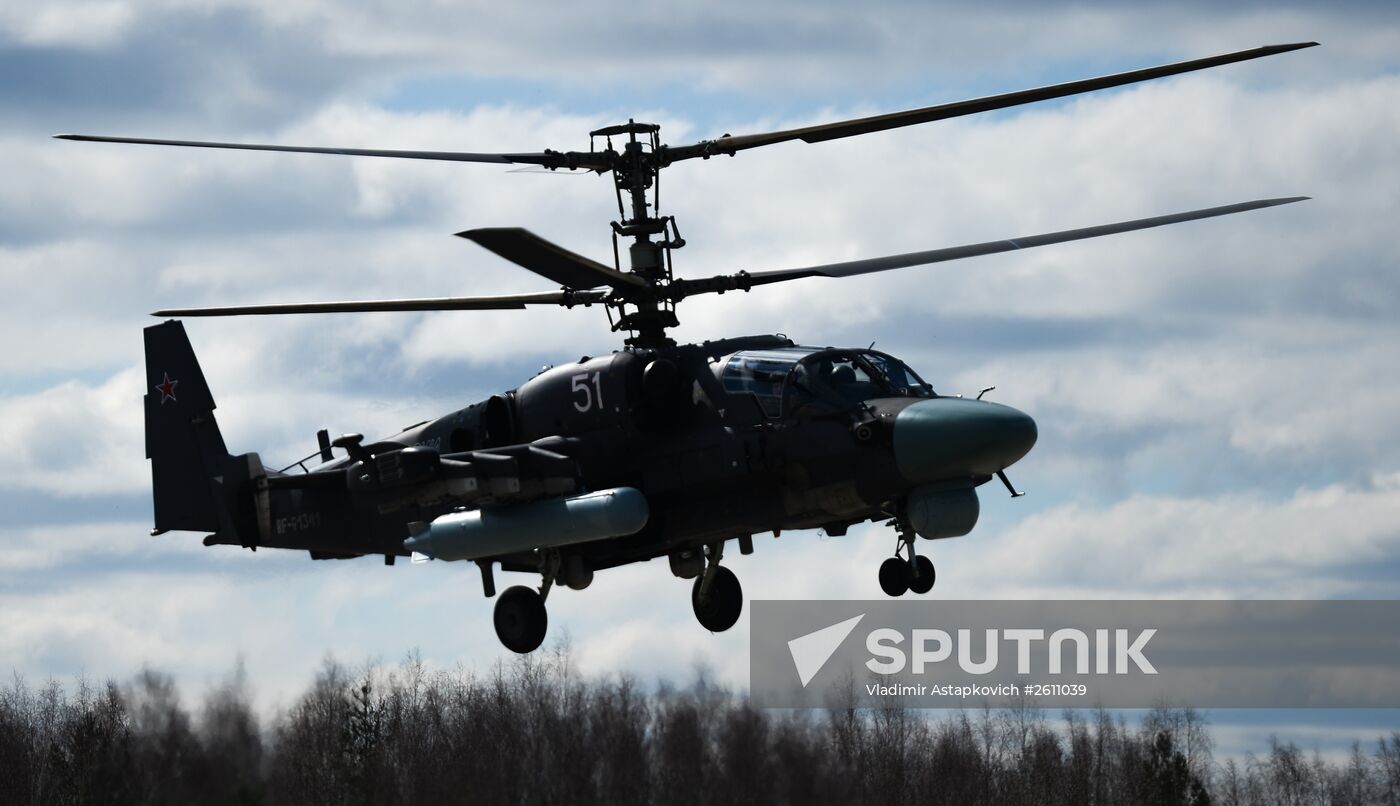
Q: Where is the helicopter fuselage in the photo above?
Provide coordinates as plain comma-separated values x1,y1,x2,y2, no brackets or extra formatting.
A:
193,333,1036,595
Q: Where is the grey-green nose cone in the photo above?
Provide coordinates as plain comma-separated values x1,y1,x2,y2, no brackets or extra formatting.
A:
893,398,1037,483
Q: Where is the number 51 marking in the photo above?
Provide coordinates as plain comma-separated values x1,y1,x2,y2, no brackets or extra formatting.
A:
572,371,604,412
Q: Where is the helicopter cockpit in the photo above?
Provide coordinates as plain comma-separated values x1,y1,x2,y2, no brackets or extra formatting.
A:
716,346,935,419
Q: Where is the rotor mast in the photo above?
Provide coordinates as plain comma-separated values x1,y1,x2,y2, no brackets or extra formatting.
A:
592,121,685,349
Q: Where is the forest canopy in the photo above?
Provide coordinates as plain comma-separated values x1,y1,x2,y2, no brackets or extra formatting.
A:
2,651,1397,805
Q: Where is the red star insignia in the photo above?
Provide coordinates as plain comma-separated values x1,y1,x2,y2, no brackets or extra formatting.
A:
155,372,179,404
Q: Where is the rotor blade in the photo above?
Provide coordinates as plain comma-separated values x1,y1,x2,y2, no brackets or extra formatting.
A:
671,197,1309,297
53,133,588,168
152,289,606,317
458,228,648,290
663,43,1317,161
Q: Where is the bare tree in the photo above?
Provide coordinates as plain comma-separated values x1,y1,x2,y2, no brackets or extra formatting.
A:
6,658,1400,806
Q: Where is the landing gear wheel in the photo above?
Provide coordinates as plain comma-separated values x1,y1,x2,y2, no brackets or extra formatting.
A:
879,556,910,597
908,555,936,594
494,585,548,654
692,566,743,632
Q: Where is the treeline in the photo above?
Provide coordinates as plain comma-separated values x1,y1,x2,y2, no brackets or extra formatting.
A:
2,651,1399,805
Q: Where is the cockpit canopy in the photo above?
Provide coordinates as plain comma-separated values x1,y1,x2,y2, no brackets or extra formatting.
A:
716,346,935,418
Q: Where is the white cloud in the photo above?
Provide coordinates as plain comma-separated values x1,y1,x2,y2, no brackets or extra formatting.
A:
961,473,1400,599
74,2,1396,90
0,1,135,48
0,367,146,495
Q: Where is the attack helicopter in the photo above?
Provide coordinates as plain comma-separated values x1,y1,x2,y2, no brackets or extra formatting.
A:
60,42,1313,653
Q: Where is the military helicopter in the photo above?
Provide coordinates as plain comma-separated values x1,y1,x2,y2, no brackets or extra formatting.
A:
60,42,1313,653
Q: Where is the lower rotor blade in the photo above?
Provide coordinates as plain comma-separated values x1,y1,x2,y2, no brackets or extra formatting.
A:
672,196,1308,296
458,228,648,290
152,290,605,317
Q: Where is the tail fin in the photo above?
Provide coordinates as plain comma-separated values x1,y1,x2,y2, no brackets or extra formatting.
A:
144,320,234,533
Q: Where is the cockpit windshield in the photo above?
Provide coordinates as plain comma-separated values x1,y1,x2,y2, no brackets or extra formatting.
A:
860,351,935,397
790,350,934,409
718,347,934,419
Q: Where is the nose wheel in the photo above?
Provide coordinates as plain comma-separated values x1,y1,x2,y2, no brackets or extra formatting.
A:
879,522,936,597
908,555,935,593
879,556,910,596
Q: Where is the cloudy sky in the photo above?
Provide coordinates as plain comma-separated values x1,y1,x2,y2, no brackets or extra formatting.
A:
2,0,1398,752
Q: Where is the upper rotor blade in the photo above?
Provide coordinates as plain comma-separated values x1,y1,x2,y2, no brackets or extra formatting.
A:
664,43,1317,161
457,228,648,290
671,197,1309,297
54,133,571,167
152,289,606,317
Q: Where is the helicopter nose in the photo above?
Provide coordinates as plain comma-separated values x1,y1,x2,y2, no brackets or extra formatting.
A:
893,397,1038,484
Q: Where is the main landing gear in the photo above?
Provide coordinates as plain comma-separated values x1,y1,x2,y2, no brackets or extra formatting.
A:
491,540,749,653
691,542,744,632
494,585,548,654
879,521,935,597
491,550,561,654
